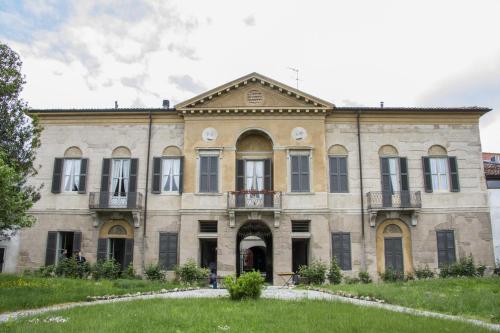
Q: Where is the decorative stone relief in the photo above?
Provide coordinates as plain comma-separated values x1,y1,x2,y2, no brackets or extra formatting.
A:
292,127,307,141
202,127,218,142
246,89,264,105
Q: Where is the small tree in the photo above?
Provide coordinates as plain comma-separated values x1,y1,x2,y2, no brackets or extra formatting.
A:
0,43,42,239
328,257,342,284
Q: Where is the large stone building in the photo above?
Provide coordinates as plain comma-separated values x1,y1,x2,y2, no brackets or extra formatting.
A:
483,152,500,263
9,73,495,282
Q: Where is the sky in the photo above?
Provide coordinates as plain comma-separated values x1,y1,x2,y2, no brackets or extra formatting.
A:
1,0,499,151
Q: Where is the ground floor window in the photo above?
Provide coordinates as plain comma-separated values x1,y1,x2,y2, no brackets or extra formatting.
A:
292,239,309,272
159,233,178,270
437,230,456,267
45,231,82,266
332,232,352,270
97,237,133,271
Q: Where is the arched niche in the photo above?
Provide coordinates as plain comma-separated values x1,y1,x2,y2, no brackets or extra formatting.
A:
328,144,348,156
428,145,447,156
64,146,82,158
112,146,131,158
376,219,413,274
236,130,273,159
99,220,134,239
162,146,182,156
378,145,399,157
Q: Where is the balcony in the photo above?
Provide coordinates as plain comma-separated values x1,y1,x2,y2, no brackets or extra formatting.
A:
367,191,421,227
228,190,282,210
89,192,143,210
227,190,282,228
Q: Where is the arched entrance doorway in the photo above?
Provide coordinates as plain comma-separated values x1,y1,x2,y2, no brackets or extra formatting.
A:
376,219,413,274
236,221,273,283
98,220,134,271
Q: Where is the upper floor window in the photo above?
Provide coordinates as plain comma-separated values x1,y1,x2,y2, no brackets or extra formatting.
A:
378,145,409,194
51,147,88,194
290,151,310,192
328,145,348,193
152,146,183,194
423,145,459,193
199,151,219,193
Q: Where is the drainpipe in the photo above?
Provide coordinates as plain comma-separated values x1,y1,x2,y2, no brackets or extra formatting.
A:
356,111,367,271
142,109,153,272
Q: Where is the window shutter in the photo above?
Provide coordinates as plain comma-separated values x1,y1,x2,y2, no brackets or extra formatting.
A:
152,157,162,194
380,158,392,207
97,238,108,262
264,159,273,207
179,156,184,193
123,239,134,270
159,233,178,270
78,158,88,194
446,231,456,264
422,157,433,193
448,157,460,192
236,159,245,190
45,231,58,266
127,158,139,208
100,159,111,207
437,230,456,267
329,157,338,193
51,158,64,193
399,157,409,191
200,156,209,192
209,156,218,193
330,157,348,193
291,156,300,192
339,157,348,193
72,232,82,253
342,233,352,270
332,233,342,266
300,155,310,192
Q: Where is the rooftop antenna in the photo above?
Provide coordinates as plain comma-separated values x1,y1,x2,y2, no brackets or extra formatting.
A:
287,67,300,89
115,101,118,109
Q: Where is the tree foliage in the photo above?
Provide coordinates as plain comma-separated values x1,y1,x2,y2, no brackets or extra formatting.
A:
0,42,42,239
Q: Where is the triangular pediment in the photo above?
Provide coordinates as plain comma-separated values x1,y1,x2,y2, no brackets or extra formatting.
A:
176,72,334,110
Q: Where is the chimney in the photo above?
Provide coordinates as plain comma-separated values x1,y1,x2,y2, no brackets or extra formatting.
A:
162,99,170,109
380,101,384,108
115,101,118,109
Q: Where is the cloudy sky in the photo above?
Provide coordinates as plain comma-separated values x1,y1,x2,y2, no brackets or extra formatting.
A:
1,0,499,151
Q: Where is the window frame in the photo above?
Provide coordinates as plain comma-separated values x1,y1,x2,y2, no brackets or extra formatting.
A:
429,156,449,192
436,230,456,268
197,150,221,194
329,155,349,193
62,158,82,193
331,232,352,271
161,157,182,193
289,150,311,193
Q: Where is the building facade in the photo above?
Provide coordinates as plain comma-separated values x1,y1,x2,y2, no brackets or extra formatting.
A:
13,73,495,282
483,153,500,263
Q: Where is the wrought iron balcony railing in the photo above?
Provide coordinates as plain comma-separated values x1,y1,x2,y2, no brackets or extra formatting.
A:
228,190,282,210
367,191,421,210
89,192,143,210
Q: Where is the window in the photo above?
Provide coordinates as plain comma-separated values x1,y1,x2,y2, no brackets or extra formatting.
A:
62,159,81,192
290,153,310,192
332,232,351,270
111,159,130,196
159,233,178,270
329,156,348,192
487,180,500,189
430,158,449,191
199,155,219,193
292,220,310,233
437,230,456,267
162,158,181,192
45,231,82,266
199,221,218,233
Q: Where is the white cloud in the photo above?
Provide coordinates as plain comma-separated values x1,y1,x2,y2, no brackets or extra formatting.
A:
243,14,256,27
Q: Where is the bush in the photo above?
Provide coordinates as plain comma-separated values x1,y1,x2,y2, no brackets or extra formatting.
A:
224,271,265,300
358,271,372,284
36,265,55,278
52,257,91,279
380,268,405,282
344,276,360,284
122,263,139,280
174,259,210,285
439,255,485,278
145,264,164,281
92,259,121,280
415,265,435,279
327,258,342,285
298,260,328,285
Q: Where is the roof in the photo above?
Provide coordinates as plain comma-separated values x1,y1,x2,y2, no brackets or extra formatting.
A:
334,106,491,113
484,161,500,177
30,108,176,114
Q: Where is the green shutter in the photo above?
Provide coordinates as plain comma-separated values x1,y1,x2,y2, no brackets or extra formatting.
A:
448,157,460,192
152,157,162,194
422,157,433,193
78,158,88,194
51,158,64,193
45,231,58,266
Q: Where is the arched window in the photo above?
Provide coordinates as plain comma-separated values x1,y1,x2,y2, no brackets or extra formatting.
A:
108,225,127,236
378,145,407,196
328,145,348,193
152,146,184,194
423,145,459,192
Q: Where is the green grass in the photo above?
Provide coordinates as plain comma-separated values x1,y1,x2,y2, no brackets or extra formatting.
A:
0,274,179,313
320,277,500,323
0,298,493,333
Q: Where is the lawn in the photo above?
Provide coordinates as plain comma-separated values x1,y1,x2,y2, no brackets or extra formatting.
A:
0,298,494,333
0,274,179,313
320,276,500,323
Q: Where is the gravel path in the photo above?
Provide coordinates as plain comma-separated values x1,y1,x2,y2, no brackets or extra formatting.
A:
1,287,499,331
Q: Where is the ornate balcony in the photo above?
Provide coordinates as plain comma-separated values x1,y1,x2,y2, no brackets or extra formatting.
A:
227,190,282,228
89,192,143,210
366,191,421,227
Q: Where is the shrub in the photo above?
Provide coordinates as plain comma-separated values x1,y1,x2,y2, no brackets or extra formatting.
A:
327,258,342,285
439,255,485,278
298,259,328,285
379,268,405,282
36,265,55,278
92,259,121,280
175,259,210,285
344,276,360,284
55,257,78,277
224,271,265,300
145,264,164,281
415,265,435,279
122,263,139,280
358,271,372,284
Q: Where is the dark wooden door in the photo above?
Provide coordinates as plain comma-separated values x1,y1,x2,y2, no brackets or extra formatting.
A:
384,237,403,272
